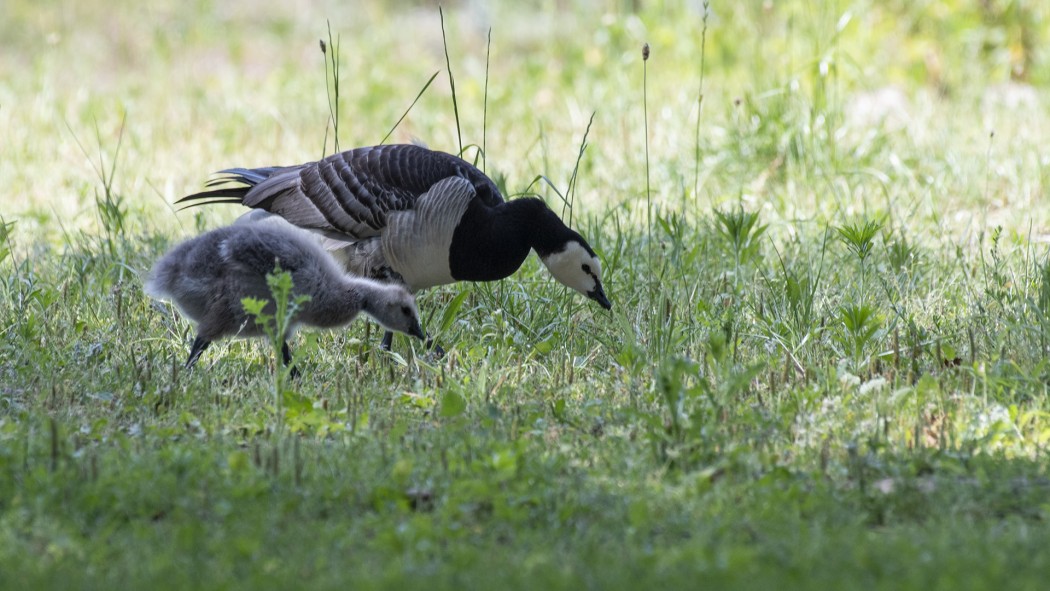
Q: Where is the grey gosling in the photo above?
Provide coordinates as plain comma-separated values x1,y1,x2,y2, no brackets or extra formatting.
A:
178,144,612,350
145,223,425,373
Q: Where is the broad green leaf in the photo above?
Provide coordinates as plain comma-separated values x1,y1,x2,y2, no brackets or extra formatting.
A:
439,289,471,333
440,389,466,418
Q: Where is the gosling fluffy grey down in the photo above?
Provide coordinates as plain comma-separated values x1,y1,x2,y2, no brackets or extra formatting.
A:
145,223,425,370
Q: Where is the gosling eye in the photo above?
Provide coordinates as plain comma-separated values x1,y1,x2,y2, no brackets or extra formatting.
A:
401,305,412,316
582,264,592,274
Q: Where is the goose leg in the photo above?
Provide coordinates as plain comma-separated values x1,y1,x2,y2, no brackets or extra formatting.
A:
281,341,301,379
185,336,211,369
425,334,446,358
380,330,394,351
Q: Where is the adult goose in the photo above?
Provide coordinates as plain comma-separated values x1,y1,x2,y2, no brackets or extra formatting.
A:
146,223,424,374
178,144,612,347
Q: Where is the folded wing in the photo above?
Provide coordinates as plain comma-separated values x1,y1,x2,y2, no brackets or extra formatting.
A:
178,144,503,243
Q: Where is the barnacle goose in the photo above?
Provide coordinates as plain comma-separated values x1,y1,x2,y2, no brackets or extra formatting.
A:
178,144,612,347
145,223,424,373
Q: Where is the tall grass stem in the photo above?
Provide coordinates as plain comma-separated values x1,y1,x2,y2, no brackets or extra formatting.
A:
693,1,710,209
439,7,463,156
642,43,653,313
380,71,440,145
322,21,342,155
483,27,492,173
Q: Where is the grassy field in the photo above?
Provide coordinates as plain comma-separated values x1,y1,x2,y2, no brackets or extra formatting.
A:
4,0,1050,588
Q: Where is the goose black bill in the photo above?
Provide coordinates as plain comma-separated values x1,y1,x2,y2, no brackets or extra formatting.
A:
588,282,612,311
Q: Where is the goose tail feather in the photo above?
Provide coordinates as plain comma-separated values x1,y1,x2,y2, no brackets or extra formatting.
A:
177,166,284,208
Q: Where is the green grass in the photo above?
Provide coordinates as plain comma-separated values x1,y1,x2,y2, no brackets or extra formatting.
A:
4,0,1050,588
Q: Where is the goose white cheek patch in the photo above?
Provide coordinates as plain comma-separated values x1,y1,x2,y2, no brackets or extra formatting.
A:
542,241,601,295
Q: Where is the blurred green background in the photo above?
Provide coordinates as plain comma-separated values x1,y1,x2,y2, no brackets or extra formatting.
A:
2,0,1048,242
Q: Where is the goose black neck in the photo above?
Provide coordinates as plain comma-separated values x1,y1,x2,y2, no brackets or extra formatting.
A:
449,197,579,282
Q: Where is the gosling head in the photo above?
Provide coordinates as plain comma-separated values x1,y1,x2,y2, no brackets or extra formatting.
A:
362,283,425,340
540,237,612,311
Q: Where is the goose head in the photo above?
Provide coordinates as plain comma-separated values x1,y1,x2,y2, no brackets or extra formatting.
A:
540,238,612,310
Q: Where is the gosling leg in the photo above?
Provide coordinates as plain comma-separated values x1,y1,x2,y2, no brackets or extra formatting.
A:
380,330,394,351
281,341,301,379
